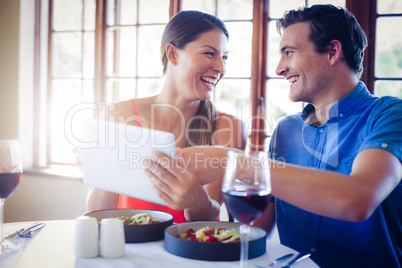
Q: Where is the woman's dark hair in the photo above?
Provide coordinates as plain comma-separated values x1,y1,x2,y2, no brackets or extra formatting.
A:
276,4,368,78
160,10,229,75
160,10,229,147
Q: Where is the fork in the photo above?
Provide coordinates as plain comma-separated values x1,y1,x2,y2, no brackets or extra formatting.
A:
16,222,46,238
255,253,294,268
281,252,311,268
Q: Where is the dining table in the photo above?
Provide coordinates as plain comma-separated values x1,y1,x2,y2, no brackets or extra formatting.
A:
0,220,319,268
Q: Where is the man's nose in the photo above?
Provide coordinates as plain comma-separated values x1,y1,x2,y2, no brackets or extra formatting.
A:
275,58,288,76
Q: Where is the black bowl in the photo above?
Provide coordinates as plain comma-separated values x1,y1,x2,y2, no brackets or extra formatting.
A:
164,221,266,261
84,208,174,243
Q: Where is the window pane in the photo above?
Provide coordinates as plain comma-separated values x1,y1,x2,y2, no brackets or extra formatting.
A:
137,25,165,77
307,0,345,7
266,79,303,131
84,0,96,30
106,79,136,104
375,81,402,98
106,27,136,77
376,17,402,77
215,79,251,123
225,22,252,78
218,0,253,20
182,0,216,14
53,0,83,31
83,32,95,79
269,0,305,19
139,0,169,24
51,79,83,163
378,0,402,14
108,0,137,26
83,80,95,102
268,21,281,77
52,32,82,78
137,78,163,98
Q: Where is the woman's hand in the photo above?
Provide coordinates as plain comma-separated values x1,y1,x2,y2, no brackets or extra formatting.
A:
143,150,220,220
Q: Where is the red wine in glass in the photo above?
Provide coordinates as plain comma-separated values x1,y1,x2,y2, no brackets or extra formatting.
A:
222,151,271,268
0,139,23,254
0,172,21,199
224,190,269,224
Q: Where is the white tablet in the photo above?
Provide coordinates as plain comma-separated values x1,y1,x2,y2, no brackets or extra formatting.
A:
76,119,176,206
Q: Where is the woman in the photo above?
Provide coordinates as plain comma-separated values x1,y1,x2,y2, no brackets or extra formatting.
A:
86,10,246,223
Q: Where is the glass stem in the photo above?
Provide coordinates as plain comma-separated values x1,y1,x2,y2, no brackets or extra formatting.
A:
239,223,250,268
0,198,4,243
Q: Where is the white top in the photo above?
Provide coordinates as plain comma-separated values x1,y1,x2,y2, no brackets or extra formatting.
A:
0,220,319,268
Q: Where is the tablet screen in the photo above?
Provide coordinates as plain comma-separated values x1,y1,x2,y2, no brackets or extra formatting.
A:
77,119,176,205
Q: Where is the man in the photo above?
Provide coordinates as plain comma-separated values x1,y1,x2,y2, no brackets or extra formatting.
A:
145,4,401,268
251,4,402,268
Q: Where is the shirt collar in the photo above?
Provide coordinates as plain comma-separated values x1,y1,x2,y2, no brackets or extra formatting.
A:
300,82,372,123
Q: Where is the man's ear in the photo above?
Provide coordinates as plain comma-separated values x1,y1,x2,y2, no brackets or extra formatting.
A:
328,40,343,65
166,43,178,66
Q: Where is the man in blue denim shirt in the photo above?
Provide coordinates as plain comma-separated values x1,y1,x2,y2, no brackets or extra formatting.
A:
147,4,402,268
252,4,402,268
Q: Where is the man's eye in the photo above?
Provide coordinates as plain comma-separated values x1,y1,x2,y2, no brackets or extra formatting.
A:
205,52,214,56
286,50,293,56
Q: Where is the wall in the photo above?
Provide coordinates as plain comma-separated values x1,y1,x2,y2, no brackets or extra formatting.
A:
5,174,88,222
0,0,19,139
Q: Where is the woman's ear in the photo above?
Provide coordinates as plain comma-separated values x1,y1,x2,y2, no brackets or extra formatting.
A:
166,43,178,66
328,40,343,65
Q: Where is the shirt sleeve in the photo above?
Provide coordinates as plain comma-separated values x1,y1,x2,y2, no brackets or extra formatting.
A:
359,97,402,162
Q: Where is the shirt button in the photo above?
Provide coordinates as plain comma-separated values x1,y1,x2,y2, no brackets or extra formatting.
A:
319,128,324,133
310,247,316,253
381,143,388,148
339,113,344,117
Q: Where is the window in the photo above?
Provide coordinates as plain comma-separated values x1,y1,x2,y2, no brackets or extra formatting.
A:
375,0,402,98
32,0,401,173
48,0,96,165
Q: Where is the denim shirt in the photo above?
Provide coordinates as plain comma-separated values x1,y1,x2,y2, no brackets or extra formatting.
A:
270,82,402,268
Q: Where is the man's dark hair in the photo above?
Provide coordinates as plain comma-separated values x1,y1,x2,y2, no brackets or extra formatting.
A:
276,4,368,78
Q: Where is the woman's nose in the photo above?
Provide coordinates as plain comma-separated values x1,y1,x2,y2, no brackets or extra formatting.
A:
214,57,226,74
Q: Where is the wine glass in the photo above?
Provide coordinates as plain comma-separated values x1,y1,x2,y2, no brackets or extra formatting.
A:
0,139,22,254
222,151,271,268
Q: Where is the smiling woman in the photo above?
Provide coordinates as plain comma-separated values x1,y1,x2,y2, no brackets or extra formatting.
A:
86,10,247,224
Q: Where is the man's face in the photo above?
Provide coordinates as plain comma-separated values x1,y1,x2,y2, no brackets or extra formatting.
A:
275,22,331,104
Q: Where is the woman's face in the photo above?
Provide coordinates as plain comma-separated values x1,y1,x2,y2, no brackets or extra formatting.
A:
174,29,228,100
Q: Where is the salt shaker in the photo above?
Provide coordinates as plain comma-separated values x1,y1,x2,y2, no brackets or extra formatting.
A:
99,218,125,258
74,216,99,258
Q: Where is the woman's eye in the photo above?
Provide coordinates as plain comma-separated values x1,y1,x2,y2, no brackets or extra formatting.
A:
223,55,228,60
285,50,293,56
205,52,214,56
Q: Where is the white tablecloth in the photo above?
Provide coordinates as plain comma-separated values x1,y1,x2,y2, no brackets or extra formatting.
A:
0,220,319,268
